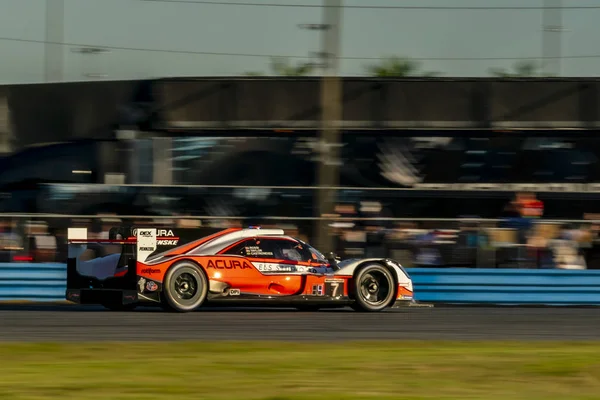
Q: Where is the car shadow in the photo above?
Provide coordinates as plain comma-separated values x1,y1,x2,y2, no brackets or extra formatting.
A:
0,303,356,313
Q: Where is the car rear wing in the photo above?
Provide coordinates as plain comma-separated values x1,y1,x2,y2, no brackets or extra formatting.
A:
65,226,169,303
67,226,162,263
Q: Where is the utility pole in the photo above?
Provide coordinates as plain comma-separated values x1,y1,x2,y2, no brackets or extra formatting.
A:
314,0,343,252
542,0,564,76
44,0,65,82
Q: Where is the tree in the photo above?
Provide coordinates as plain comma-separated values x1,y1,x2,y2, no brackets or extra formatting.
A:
489,60,544,77
269,57,314,76
365,56,440,77
241,57,314,77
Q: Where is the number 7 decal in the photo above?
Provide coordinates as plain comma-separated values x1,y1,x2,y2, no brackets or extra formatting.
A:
325,280,344,298
330,282,340,297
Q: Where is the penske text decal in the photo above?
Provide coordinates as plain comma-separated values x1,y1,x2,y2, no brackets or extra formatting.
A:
133,228,180,246
157,238,179,245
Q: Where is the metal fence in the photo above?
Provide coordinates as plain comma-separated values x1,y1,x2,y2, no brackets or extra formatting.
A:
0,214,598,269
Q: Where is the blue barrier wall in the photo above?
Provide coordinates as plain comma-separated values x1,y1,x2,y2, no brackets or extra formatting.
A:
410,268,600,305
2,263,600,305
0,263,66,301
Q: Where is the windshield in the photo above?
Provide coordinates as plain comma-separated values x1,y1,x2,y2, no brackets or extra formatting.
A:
298,239,328,263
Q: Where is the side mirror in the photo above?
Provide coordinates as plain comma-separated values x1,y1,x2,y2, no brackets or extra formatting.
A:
327,252,340,271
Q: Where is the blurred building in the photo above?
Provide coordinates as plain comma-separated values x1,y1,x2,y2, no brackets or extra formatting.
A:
1,77,600,262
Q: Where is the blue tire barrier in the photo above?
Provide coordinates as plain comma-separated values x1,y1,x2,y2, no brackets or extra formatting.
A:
409,268,600,305
0,263,66,301
2,263,600,305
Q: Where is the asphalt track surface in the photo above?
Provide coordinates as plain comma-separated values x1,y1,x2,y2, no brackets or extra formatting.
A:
1,303,600,341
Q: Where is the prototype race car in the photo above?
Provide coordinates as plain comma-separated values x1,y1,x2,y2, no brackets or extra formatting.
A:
65,226,414,312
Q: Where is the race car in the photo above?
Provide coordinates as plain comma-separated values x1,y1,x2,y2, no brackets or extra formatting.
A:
65,226,414,312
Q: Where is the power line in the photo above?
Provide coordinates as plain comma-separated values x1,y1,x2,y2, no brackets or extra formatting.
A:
0,36,297,58
2,36,600,61
139,1,600,10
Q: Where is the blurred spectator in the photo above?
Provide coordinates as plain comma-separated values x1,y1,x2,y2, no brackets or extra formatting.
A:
0,220,23,262
582,215,600,269
2,192,599,269
501,202,520,219
516,192,544,218
501,192,544,246
548,226,587,269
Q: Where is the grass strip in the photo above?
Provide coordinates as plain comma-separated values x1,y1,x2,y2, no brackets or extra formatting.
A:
0,341,599,399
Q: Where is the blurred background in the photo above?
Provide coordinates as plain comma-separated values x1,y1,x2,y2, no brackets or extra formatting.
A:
1,0,600,270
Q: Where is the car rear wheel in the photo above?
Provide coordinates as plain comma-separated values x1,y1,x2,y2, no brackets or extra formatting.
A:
351,264,396,312
162,261,208,312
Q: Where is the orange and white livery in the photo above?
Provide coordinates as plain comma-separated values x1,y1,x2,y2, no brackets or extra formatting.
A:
66,226,414,312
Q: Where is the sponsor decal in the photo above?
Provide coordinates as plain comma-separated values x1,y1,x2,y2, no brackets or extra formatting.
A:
137,277,146,292
133,228,179,245
207,259,252,270
244,246,273,257
252,262,307,273
67,291,80,300
229,288,241,296
139,247,154,252
157,239,179,245
133,228,174,237
140,268,161,275
312,284,323,296
146,281,159,292
157,229,175,237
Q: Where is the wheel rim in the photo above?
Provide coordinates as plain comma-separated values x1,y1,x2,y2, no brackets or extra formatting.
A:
359,270,392,307
168,267,205,308
174,273,198,300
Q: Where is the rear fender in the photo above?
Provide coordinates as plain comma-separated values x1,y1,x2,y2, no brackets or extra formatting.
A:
137,258,210,303
161,258,238,296
163,258,208,280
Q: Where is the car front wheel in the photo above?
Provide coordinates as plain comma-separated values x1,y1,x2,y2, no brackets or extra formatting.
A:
351,264,396,312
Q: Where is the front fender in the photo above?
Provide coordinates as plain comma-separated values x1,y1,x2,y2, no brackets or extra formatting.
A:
334,258,413,289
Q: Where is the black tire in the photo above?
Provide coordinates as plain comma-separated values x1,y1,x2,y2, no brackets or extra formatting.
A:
351,263,396,312
161,261,208,312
